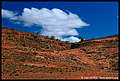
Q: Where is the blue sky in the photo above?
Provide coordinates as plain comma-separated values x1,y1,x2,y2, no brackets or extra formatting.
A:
1,1,119,42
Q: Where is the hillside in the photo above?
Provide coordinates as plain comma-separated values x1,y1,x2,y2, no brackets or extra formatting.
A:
2,27,71,51
1,27,119,80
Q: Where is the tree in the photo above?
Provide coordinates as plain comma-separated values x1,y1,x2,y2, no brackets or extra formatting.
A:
78,37,84,42
50,36,55,40
46,36,49,39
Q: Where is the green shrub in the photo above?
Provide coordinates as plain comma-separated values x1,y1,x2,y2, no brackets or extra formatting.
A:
13,70,17,73
41,44,45,48
9,73,13,76
3,52,8,56
46,46,49,49
112,67,119,71
31,34,38,39
18,63,23,66
15,74,19,76
44,67,48,70
2,55,10,60
31,65,36,68
38,67,42,68
50,36,55,40
59,68,62,72
31,58,40,62
23,69,29,73
56,68,59,72
26,37,33,40
40,67,44,71
15,47,27,51
29,69,34,72
78,36,84,42
3,59,5,62
40,66,48,71
20,58,26,62
12,52,17,55
46,36,49,39
49,67,55,70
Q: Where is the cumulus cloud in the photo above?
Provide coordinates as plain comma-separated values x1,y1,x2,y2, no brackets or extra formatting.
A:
2,8,90,42
62,36,81,43
2,9,18,20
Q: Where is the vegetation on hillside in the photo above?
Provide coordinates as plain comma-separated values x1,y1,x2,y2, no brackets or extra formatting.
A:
1,27,118,80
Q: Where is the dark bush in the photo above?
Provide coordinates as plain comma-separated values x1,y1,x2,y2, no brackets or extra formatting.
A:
50,36,55,40
31,34,38,39
112,67,119,71
78,37,84,42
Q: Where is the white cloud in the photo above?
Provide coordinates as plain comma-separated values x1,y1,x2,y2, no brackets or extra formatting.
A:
2,8,90,42
62,36,81,43
2,9,18,20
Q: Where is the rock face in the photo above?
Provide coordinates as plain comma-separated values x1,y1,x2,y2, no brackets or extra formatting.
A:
1,27,119,80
